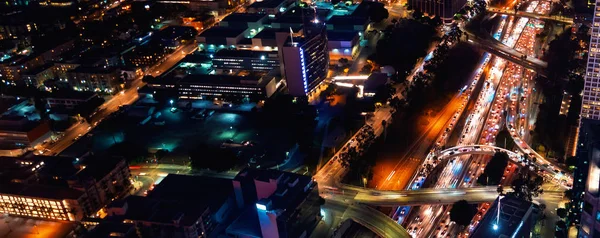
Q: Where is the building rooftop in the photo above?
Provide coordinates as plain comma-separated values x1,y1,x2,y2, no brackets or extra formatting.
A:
46,91,98,100
0,182,84,200
156,26,197,40
248,0,286,9
327,30,359,41
221,13,267,23
73,157,124,181
69,66,117,74
148,174,234,212
22,63,54,76
326,15,369,26
227,168,317,236
471,195,539,238
252,27,301,40
178,73,267,86
199,27,246,38
214,49,278,59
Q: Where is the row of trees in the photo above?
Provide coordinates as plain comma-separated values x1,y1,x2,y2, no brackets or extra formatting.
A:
338,126,377,182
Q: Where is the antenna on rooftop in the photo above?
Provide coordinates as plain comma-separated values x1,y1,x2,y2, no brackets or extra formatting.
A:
289,27,294,45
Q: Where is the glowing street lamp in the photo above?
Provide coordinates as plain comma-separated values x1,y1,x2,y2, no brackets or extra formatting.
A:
494,195,504,231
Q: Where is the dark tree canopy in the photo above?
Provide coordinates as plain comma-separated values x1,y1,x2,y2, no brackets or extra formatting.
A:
367,2,389,22
556,208,567,218
477,152,509,185
372,19,435,80
496,129,516,149
450,200,477,226
510,172,544,202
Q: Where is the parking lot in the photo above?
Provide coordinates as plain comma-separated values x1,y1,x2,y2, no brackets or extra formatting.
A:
76,103,295,168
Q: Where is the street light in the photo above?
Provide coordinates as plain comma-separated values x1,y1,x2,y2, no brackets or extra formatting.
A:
169,99,174,105
494,195,504,231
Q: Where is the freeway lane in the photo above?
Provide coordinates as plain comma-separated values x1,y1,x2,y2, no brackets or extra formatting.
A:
487,7,574,24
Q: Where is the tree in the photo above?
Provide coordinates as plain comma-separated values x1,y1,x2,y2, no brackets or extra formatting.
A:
477,152,509,185
496,129,516,149
556,208,567,218
107,140,148,164
155,149,169,161
412,9,423,20
565,156,577,169
563,189,574,200
428,16,442,27
372,84,396,105
555,220,568,238
189,144,237,172
510,172,544,202
367,2,389,23
33,94,47,119
450,200,477,227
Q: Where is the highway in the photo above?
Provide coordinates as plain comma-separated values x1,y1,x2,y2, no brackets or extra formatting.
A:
487,7,574,24
402,2,564,236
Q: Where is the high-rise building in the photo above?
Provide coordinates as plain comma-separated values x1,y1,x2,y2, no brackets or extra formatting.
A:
227,168,321,238
582,7,600,119
470,195,540,238
281,25,329,97
577,119,600,237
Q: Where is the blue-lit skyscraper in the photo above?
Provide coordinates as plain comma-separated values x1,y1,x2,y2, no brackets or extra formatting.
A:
281,24,328,97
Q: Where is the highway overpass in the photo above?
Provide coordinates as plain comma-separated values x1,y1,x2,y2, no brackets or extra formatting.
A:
463,31,548,75
325,185,564,207
487,7,573,24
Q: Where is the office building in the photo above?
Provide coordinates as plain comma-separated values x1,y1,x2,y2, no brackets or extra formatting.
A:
103,174,236,238
0,156,132,221
409,0,468,22
281,25,329,97
177,71,280,101
578,118,600,236
212,49,280,72
0,37,75,81
159,0,243,12
0,116,51,148
46,91,100,109
0,183,85,221
21,63,55,87
219,13,268,31
327,31,360,61
582,5,600,119
67,67,120,93
226,168,321,238
470,195,540,238
197,27,247,51
123,44,168,68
